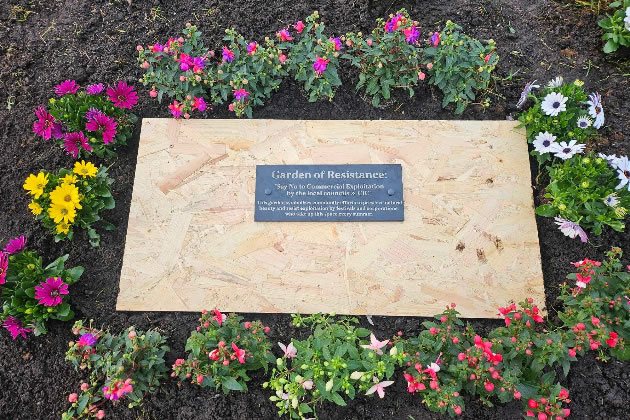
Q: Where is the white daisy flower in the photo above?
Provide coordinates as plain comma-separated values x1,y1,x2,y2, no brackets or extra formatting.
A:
604,193,619,207
587,92,605,129
547,76,564,89
541,92,568,116
516,80,540,109
598,153,619,169
533,131,559,154
615,156,630,192
576,116,592,129
625,7,630,31
554,217,588,243
552,140,585,160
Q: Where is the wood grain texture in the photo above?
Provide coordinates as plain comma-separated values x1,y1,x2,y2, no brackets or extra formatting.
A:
116,119,544,318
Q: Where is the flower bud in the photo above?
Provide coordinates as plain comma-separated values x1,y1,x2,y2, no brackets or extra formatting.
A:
350,371,364,380
325,379,334,392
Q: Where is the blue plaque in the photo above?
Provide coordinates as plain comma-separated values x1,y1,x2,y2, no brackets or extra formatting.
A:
254,164,404,221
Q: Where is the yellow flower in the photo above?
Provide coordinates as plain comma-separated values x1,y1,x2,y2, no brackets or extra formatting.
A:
56,222,71,235
48,201,77,224
49,183,82,210
73,160,98,178
61,174,78,184
28,200,43,215
23,172,49,199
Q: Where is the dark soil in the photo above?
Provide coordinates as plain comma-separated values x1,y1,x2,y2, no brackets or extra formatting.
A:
0,0,629,419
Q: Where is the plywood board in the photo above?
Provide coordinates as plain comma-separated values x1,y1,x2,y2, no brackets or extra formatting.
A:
116,119,544,318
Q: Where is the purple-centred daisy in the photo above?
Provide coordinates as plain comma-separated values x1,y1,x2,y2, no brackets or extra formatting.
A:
552,140,585,160
516,80,539,109
85,113,118,145
4,235,26,254
576,116,592,129
598,153,619,169
533,131,558,154
32,106,56,140
3,317,32,340
546,76,563,89
106,81,138,109
55,80,80,95
34,277,69,307
63,131,93,158
554,217,588,243
615,156,630,192
587,92,605,129
0,251,7,284
86,83,104,95
541,92,568,116
604,193,619,207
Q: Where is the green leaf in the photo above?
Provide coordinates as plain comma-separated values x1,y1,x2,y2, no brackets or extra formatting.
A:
222,377,243,391
77,393,89,414
535,204,558,217
330,391,347,406
69,266,84,281
299,403,312,414
603,40,619,53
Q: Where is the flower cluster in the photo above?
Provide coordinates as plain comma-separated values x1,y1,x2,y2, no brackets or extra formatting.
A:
172,309,274,393
599,0,630,53
1,236,83,338
33,80,137,159
62,321,169,420
23,162,115,247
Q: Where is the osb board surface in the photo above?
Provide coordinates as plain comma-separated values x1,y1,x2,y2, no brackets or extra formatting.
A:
117,119,544,318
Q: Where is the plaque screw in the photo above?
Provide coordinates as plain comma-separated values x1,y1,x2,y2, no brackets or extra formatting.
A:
387,188,395,196
264,188,272,195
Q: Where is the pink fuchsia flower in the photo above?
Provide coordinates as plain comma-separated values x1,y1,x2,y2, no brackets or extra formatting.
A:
247,42,258,55
404,26,420,43
234,88,249,102
385,14,404,32
294,21,305,33
330,37,342,51
313,56,329,75
55,80,80,95
222,46,235,63
192,57,205,73
430,32,440,47
232,342,246,364
4,235,26,254
86,113,118,145
212,308,226,326
78,333,97,347
34,277,69,306
192,96,207,112
107,81,138,109
278,29,292,41
63,131,93,158
361,333,389,355
86,83,104,95
365,376,394,398
278,341,297,358
0,252,7,284
33,106,56,140
3,316,32,340
554,217,588,243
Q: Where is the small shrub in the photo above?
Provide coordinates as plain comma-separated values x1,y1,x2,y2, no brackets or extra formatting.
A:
1,236,83,338
599,1,630,53
62,321,169,420
23,162,115,247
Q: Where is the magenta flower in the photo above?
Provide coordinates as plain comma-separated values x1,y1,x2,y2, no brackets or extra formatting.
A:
222,46,235,63
0,252,7,285
313,56,329,75
103,379,133,400
78,333,97,347
294,21,305,33
176,53,194,71
4,235,27,254
63,131,93,158
106,81,138,109
192,97,207,112
404,26,420,43
85,108,103,121
385,14,404,32
247,42,258,55
234,88,249,102
34,277,69,307
86,113,118,145
3,317,32,340
278,29,292,41
330,37,342,51
52,121,65,139
33,106,56,140
360,333,389,355
169,101,183,118
55,80,80,95
86,83,104,95
430,32,440,47
192,56,205,72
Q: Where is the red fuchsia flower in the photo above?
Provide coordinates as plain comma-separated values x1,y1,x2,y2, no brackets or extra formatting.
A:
528,399,539,409
430,32,440,47
606,332,618,348
4,235,26,254
103,378,133,400
86,113,118,145
192,96,207,112
232,343,246,363
234,88,249,102
63,131,93,158
212,308,226,326
152,42,164,52
247,42,258,55
558,389,569,400
175,53,194,71
55,80,80,95
222,46,235,63
361,333,389,355
278,341,297,358
78,333,97,347
366,376,394,398
385,14,404,32
575,273,591,289
86,83,104,95
568,348,576,357
34,277,69,306
330,37,342,51
591,316,600,326
278,29,292,41
3,316,32,339
294,20,305,33
404,26,420,43
192,57,205,73
209,348,220,360
0,252,7,285
33,106,57,140
313,56,329,75
107,81,138,109
484,382,494,392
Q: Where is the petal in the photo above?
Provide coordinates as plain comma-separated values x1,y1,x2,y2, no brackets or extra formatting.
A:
365,385,377,395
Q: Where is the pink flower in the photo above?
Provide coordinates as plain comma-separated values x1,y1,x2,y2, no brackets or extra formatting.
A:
86,83,104,95
55,80,80,95
278,29,292,41
365,376,394,398
454,406,462,415
4,236,26,254
302,379,313,390
568,348,576,357
128,330,136,339
430,32,440,47
313,56,329,75
63,131,93,158
192,97,207,112
591,316,600,325
366,39,373,46
150,90,158,98
81,383,89,391
558,389,569,400
606,331,618,348
68,393,78,403
514,391,521,399
484,382,494,392
385,14,404,32
575,273,591,288
330,37,342,51
294,21,305,33
360,333,389,355
34,277,69,307
485,54,491,63
107,81,138,109
3,316,32,340
209,348,220,360
169,101,183,118
234,88,249,101
404,26,420,43
222,46,234,62
278,54,287,64
0,252,7,285
232,342,246,364
212,308,226,326
175,53,194,71
96,410,105,419
78,333,97,347
247,42,258,55
85,113,118,145
33,106,57,140
228,103,234,112
278,341,297,358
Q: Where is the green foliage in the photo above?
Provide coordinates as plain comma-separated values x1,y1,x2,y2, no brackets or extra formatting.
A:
1,248,83,337
173,310,274,393
598,0,630,53
536,153,629,234
265,313,404,419
62,321,169,420
423,20,498,114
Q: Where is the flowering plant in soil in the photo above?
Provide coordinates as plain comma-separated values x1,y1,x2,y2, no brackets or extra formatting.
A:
265,313,404,419
33,80,137,159
598,0,630,53
0,236,83,338
280,11,343,102
343,9,428,107
62,321,169,420
536,153,630,238
23,162,115,247
517,77,603,166
172,309,274,393
422,20,498,114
